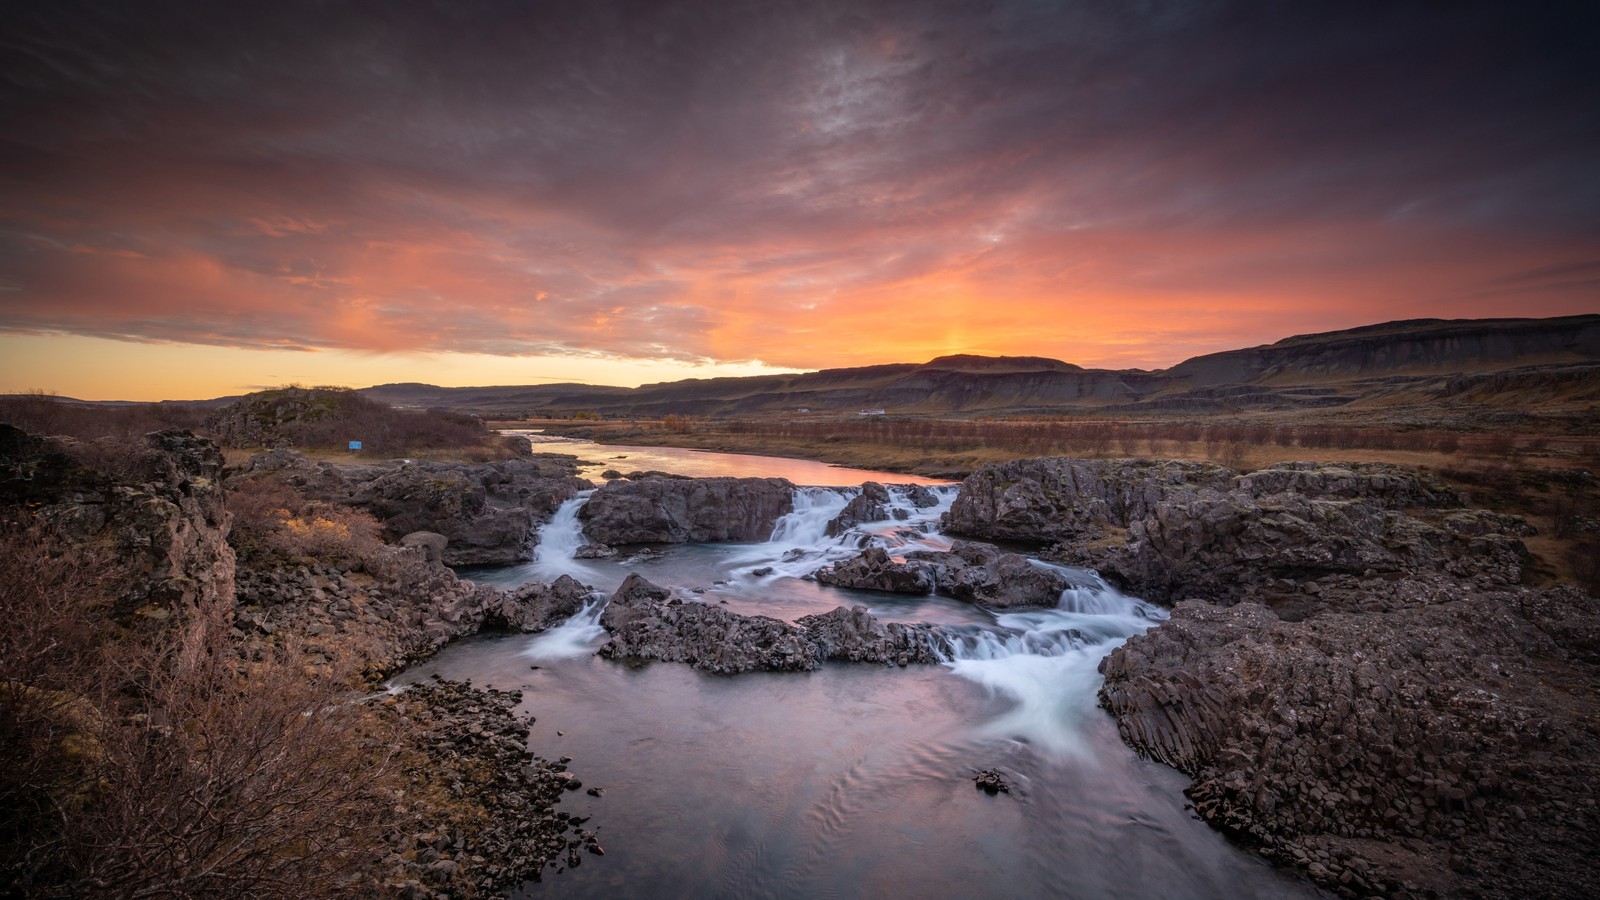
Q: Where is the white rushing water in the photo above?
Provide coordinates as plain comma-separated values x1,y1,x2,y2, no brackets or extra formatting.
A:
941,571,1165,757
523,595,609,661
512,481,1163,757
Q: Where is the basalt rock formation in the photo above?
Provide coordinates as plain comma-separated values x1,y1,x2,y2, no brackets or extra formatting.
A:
238,448,589,566
814,546,935,594
597,573,946,673
579,475,794,545
815,541,1074,610
947,457,1526,604
234,555,592,676
1099,580,1600,899
598,573,818,673
825,481,894,536
0,424,601,893
946,455,1599,898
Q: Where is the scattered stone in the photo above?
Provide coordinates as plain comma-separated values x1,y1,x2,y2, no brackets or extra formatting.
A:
974,769,1011,795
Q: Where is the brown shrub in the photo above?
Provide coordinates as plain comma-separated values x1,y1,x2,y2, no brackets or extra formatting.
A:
0,393,208,443
227,477,384,565
0,524,404,897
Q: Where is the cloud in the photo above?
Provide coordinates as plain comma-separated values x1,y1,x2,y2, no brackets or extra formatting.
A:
1,0,1596,373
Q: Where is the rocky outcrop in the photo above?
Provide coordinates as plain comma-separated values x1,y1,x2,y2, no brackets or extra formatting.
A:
579,475,794,545
794,605,946,665
948,457,1527,604
946,457,1235,544
596,574,947,673
815,547,935,594
0,424,235,625
907,541,1073,609
240,449,590,566
234,549,593,675
815,541,1071,609
379,680,598,895
1099,579,1600,899
826,482,892,536
598,574,817,673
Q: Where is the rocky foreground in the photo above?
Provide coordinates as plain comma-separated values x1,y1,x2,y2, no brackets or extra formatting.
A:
943,456,1600,899
0,426,602,896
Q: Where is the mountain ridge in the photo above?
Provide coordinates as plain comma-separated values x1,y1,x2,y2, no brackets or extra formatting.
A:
360,315,1600,419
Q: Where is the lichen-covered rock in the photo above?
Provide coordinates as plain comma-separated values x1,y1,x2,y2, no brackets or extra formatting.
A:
580,475,794,545
1098,580,1600,899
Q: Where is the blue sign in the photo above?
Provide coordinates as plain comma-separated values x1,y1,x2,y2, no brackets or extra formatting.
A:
348,440,363,450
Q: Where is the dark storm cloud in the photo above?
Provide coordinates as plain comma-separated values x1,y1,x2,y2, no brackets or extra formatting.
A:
1,0,1595,367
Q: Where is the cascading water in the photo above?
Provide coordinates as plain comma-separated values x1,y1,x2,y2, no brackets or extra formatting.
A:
726,483,961,580
521,481,1161,757
523,594,609,661
526,489,614,587
941,571,1166,757
427,466,1323,899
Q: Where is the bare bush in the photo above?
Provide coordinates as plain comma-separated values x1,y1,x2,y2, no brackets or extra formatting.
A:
0,524,405,898
0,394,208,443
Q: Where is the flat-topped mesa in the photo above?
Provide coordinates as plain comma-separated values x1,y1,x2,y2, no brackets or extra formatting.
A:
944,456,1525,605
597,573,945,673
579,474,796,545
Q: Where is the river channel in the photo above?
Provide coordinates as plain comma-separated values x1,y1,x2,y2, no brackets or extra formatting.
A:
391,440,1325,899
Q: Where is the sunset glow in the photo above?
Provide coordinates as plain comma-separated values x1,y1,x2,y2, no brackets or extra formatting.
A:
2,2,1596,400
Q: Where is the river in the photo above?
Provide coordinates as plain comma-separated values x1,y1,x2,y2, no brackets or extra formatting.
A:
393,444,1325,898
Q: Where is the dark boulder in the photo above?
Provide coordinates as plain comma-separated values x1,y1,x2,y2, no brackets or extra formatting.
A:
580,475,794,545
814,547,934,594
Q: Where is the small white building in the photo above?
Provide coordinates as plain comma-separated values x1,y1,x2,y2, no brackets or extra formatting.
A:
858,408,886,416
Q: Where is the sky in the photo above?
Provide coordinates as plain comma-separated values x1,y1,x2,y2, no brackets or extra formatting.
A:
1,1,1597,401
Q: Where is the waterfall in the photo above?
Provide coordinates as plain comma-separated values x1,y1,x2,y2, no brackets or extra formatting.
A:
527,489,613,586
942,573,1166,757
523,594,610,660
508,477,1162,759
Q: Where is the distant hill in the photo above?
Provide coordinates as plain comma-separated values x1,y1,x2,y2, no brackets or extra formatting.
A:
359,315,1600,419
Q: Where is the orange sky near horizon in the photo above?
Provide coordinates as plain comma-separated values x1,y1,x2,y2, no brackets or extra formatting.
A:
2,2,1597,401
